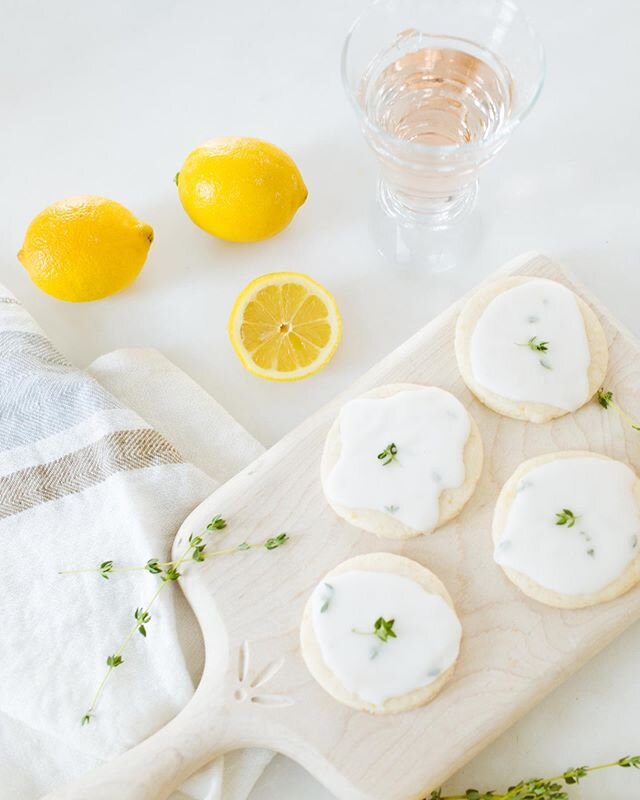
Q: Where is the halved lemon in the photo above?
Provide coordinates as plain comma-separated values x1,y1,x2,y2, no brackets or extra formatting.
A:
228,272,341,381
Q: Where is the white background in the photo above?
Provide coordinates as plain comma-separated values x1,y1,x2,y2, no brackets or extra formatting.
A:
2,0,640,797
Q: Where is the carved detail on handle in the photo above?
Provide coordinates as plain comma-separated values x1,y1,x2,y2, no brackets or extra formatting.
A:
233,640,293,708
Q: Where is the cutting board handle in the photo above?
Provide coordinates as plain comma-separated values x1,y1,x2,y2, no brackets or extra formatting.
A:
43,697,233,800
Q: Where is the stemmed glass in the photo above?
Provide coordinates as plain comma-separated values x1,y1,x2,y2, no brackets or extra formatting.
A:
342,0,545,269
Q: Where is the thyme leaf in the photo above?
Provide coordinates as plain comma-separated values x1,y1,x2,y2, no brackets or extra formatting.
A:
518,335,549,353
377,443,398,466
353,617,397,643
320,582,334,614
555,508,579,528
134,607,151,637
596,388,640,432
99,560,113,580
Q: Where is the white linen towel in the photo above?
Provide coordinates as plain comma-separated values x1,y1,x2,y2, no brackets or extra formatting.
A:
0,286,272,799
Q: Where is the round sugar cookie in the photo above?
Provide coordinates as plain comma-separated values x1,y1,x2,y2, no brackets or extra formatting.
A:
300,553,462,714
493,450,640,608
455,276,608,423
321,384,483,539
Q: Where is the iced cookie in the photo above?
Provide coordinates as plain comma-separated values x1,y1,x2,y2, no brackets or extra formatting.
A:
455,276,608,422
493,451,640,608
321,384,483,539
300,553,462,713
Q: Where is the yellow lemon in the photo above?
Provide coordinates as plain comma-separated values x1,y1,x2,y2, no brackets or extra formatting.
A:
176,137,307,242
228,272,341,381
18,196,153,302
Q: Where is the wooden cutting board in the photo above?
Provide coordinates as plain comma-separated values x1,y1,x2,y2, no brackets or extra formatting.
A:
50,253,640,800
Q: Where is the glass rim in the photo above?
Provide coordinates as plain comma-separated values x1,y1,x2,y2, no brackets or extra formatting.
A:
340,0,546,157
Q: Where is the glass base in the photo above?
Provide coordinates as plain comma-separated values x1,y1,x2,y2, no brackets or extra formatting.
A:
377,179,479,229
371,180,482,271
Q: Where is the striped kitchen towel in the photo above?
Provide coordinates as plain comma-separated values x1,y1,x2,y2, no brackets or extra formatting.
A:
0,285,270,800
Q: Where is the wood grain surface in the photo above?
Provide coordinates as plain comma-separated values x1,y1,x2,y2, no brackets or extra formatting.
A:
47,253,640,800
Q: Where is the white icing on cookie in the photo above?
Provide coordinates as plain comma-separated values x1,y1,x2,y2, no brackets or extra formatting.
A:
311,570,461,706
470,278,590,410
495,456,640,595
324,387,470,532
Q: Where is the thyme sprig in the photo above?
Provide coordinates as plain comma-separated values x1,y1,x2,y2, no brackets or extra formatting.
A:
70,515,289,725
59,525,288,578
555,508,579,528
518,336,549,353
377,443,398,466
426,755,640,800
597,388,640,432
80,576,168,726
353,616,397,643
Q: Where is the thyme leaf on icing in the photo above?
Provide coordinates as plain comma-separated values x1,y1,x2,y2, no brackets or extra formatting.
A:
353,617,397,643
377,443,398,466
555,508,579,528
517,335,549,353
384,504,399,514
373,617,396,642
427,755,640,799
320,583,334,613
596,388,640,432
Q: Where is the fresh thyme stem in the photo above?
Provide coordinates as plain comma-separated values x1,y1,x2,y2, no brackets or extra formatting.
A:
427,755,640,800
597,388,640,432
81,579,166,725
60,539,281,576
76,517,289,725
80,533,197,725
61,564,165,575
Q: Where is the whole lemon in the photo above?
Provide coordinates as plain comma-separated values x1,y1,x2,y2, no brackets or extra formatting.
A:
18,196,154,302
176,137,307,242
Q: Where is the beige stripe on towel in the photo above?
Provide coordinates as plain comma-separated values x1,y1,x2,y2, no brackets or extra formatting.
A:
0,428,184,520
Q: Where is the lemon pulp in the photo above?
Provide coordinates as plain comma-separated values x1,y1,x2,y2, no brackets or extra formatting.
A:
228,273,341,381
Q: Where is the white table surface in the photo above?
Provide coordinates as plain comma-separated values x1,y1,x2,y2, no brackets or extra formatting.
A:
2,1,640,797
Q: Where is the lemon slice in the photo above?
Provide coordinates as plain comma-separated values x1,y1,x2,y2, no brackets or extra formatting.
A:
228,272,341,381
